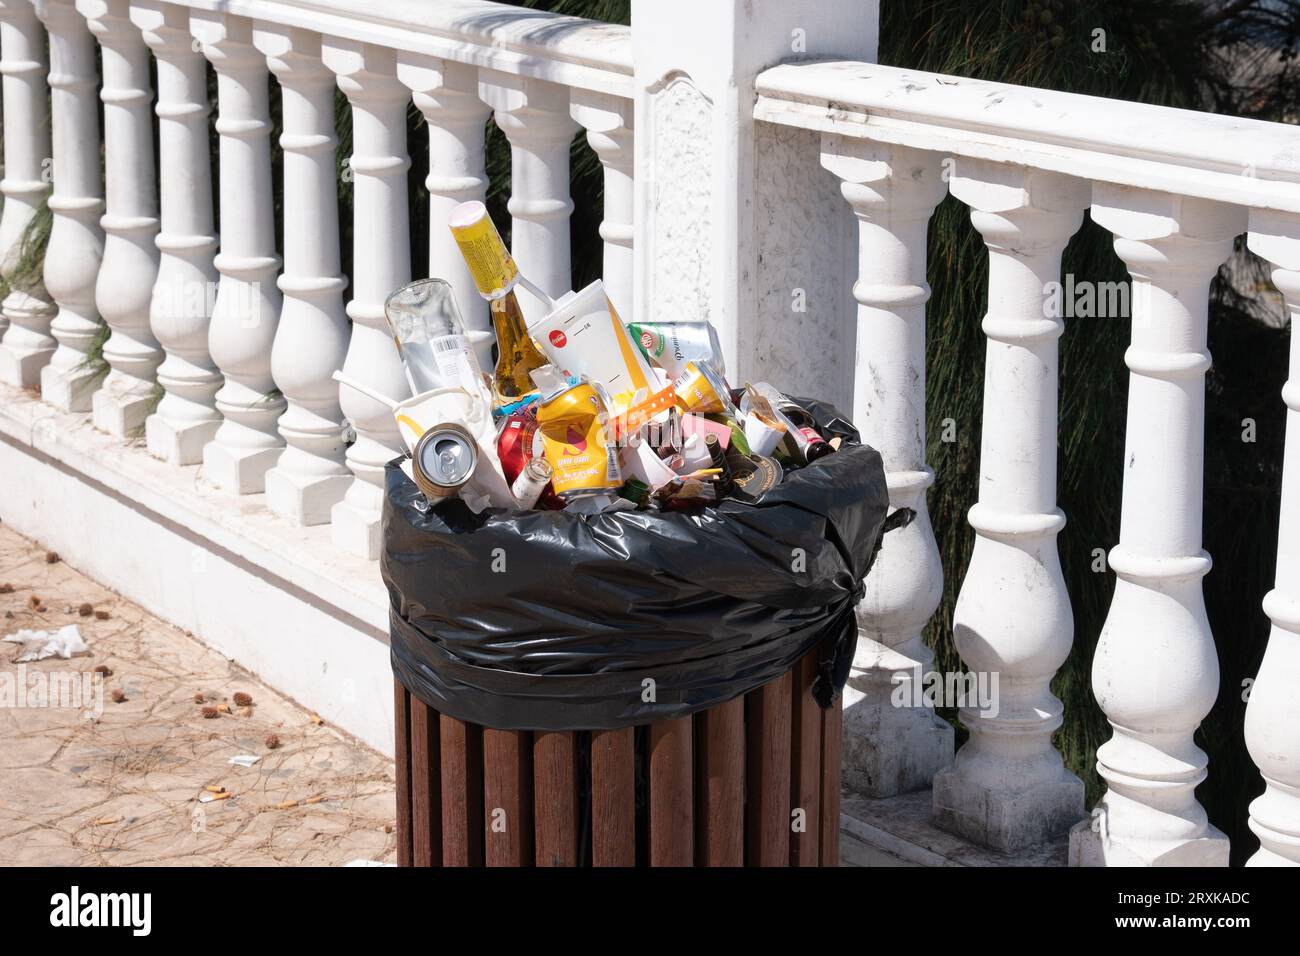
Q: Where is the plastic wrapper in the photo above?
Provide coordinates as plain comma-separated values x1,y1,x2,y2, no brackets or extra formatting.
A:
384,398,891,731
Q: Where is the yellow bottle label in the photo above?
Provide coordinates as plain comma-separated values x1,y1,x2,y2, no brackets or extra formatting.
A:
449,213,520,300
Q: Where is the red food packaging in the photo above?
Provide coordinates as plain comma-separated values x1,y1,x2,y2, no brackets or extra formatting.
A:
497,405,562,510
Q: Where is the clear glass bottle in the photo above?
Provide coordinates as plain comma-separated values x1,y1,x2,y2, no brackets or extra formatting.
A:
383,278,488,403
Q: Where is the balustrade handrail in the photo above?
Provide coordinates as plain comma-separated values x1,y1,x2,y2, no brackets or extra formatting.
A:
152,0,631,94
755,59,1300,213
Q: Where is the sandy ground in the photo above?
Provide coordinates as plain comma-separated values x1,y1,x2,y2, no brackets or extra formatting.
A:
0,521,396,867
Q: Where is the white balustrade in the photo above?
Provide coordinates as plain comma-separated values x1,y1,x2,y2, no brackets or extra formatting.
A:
396,54,493,369
1244,209,1300,867
1069,188,1244,868
934,162,1088,850
191,11,284,493
35,0,103,412
820,137,954,796
571,91,633,319
134,0,220,466
6,0,1300,868
0,0,52,381
479,72,576,312
322,39,411,559
80,0,161,437
255,23,350,526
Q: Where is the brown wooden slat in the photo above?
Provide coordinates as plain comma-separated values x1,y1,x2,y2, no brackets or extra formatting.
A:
697,698,744,866
745,671,792,866
393,681,413,868
819,692,843,867
648,717,693,866
440,715,483,867
533,731,579,866
590,728,635,866
789,654,821,867
483,728,533,866
409,697,441,867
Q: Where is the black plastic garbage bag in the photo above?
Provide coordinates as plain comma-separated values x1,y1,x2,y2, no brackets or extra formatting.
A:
384,398,891,731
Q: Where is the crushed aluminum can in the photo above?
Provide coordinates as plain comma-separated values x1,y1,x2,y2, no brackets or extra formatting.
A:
628,320,725,379
672,360,732,416
537,380,623,501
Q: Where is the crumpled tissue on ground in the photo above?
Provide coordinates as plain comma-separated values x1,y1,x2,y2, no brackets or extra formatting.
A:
3,624,89,662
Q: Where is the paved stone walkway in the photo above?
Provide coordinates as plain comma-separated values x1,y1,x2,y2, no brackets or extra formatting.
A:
0,522,396,866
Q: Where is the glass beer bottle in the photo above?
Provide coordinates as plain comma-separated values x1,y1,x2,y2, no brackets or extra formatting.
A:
448,201,549,411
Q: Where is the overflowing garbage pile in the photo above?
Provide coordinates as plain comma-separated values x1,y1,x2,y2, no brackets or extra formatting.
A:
338,201,847,517
376,202,892,730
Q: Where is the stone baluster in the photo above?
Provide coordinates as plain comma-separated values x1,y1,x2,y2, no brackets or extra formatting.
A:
1244,209,1300,867
1068,188,1243,867
933,162,1088,850
820,137,954,796
395,54,492,369
133,0,220,465
35,0,103,411
572,91,633,319
479,72,576,312
79,0,161,436
0,0,53,380
254,23,350,525
322,39,411,559
191,11,284,492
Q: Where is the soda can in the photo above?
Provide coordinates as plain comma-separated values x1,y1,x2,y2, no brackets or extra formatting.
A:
536,380,623,500
628,321,725,379
672,360,732,416
412,423,478,499
497,405,539,483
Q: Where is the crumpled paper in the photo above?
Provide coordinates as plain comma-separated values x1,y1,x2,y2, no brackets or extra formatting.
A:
3,624,89,662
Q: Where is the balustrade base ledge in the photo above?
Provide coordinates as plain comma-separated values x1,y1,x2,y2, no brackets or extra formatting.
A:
39,363,104,414
1067,818,1231,867
265,468,351,528
840,789,1068,866
203,441,281,496
933,765,1086,854
0,346,52,389
330,500,383,562
0,382,393,755
145,415,218,467
91,380,157,438
842,686,955,798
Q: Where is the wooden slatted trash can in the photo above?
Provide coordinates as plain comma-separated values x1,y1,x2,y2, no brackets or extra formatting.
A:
382,401,887,868
392,649,841,867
